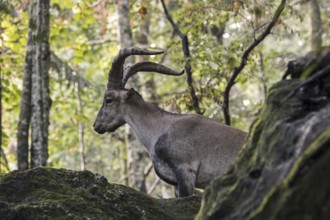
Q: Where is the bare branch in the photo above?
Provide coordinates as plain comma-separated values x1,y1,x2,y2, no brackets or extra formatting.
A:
116,171,134,184
50,51,91,88
222,0,287,125
160,0,202,114
147,177,160,195
86,38,112,46
144,162,153,177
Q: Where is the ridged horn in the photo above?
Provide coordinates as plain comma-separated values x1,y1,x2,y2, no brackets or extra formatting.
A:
107,48,165,90
123,61,184,85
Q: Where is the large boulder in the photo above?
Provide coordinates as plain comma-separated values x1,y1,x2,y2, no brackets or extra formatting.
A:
196,49,330,220
0,167,201,220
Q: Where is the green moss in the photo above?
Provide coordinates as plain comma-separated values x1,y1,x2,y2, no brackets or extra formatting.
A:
197,78,330,220
248,129,330,220
0,167,201,220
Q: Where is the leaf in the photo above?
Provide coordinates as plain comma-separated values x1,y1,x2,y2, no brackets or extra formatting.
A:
227,57,237,68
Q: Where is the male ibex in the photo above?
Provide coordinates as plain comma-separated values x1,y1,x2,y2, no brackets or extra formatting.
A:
93,48,247,197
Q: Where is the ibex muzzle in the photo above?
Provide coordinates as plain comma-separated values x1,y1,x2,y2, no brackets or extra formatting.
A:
94,48,247,197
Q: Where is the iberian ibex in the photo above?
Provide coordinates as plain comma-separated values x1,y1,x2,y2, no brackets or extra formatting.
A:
93,48,247,197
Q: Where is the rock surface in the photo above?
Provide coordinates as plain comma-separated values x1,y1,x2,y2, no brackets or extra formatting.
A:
196,52,330,219
0,168,201,220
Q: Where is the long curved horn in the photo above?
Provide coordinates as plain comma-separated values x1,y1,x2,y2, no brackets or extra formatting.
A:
123,61,184,86
107,48,165,89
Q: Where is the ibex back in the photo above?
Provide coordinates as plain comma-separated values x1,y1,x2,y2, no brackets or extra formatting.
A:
93,48,247,197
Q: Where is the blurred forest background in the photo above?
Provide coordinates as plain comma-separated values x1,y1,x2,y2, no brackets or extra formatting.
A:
0,0,329,198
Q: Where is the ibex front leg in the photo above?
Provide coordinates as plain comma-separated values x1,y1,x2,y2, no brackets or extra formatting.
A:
174,166,196,197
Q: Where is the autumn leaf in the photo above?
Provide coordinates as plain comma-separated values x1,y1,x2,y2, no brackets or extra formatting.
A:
138,6,147,15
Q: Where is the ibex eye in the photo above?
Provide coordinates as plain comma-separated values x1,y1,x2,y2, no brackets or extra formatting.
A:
106,99,113,104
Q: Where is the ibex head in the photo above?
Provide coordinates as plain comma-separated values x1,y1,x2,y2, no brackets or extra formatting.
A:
93,48,184,134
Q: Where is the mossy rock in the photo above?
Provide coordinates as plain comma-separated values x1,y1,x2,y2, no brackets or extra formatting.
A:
196,78,330,220
0,168,201,220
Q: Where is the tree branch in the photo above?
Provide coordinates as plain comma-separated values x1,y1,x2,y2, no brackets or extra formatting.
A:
50,51,91,88
147,177,160,195
144,162,153,178
86,38,113,46
222,0,286,125
160,0,202,114
309,0,322,50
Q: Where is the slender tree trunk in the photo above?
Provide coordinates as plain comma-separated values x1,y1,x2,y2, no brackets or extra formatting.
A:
0,61,3,172
0,69,2,172
0,79,9,172
17,4,34,171
259,52,268,100
310,0,322,50
129,1,154,193
116,0,149,192
30,0,51,168
116,0,134,66
76,82,86,170
1,7,10,172
116,0,136,188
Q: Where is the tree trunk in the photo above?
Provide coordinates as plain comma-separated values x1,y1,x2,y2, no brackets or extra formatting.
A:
116,0,149,192
129,1,154,193
116,0,134,66
0,64,7,172
30,0,51,168
116,0,146,191
258,52,268,100
76,82,86,171
310,0,322,50
17,4,34,171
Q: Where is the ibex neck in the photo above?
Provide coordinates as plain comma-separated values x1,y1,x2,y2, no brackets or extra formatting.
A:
124,98,175,151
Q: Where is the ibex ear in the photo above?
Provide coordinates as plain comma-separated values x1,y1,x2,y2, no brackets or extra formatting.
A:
125,88,135,100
